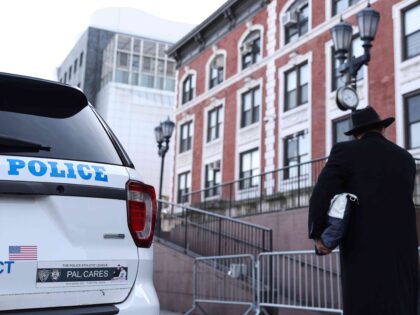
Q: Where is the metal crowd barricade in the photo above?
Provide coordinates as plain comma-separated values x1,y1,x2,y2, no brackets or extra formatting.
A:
185,254,256,315
186,248,420,315
256,250,343,314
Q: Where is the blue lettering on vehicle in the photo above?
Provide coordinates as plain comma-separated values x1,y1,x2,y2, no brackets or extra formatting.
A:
28,160,48,177
64,163,77,179
48,161,66,178
77,164,92,180
7,159,25,175
6,159,109,182
92,166,108,182
0,261,14,274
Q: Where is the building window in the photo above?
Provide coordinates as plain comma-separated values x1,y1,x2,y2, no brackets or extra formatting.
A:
180,121,193,153
284,132,310,179
209,54,224,89
79,52,84,67
207,106,223,142
332,0,360,16
405,92,420,149
74,59,78,73
182,74,195,104
68,66,72,80
116,48,130,84
177,172,191,203
131,54,140,86
333,116,352,144
332,37,364,91
285,62,308,111
239,148,260,190
64,72,67,84
241,86,261,128
240,30,261,70
284,0,309,44
403,3,420,60
205,161,221,198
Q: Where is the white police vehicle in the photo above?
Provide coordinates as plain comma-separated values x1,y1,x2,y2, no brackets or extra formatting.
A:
0,73,159,314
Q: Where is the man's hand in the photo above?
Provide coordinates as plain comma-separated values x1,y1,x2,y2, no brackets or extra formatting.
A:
314,239,332,255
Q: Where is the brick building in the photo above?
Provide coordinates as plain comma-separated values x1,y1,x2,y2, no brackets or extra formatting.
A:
167,0,420,208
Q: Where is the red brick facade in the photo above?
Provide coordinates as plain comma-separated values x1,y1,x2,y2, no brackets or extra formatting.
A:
170,0,420,202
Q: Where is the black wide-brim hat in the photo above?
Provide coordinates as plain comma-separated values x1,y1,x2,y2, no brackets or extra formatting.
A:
344,106,395,136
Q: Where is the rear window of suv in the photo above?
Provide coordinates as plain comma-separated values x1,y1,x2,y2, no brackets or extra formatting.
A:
0,106,123,165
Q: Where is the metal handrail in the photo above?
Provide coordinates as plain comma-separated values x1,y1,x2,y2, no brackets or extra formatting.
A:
160,200,271,231
158,200,273,257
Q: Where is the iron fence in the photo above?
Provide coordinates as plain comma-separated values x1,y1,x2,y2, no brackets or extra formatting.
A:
182,158,328,217
182,157,420,217
185,254,256,315
157,201,272,258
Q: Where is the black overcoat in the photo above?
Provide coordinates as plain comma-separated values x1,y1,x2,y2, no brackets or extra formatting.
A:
308,132,419,315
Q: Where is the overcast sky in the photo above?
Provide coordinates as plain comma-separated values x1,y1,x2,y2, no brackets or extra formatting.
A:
0,0,226,80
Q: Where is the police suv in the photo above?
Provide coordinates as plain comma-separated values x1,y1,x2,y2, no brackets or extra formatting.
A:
0,73,159,314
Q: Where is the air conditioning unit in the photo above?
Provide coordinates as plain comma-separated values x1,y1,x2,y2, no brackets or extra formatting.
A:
282,11,298,27
241,42,253,54
214,57,224,69
209,161,221,171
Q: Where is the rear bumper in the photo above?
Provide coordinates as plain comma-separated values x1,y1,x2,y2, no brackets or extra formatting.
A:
116,245,159,315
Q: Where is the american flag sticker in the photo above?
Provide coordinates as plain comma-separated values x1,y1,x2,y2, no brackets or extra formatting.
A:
9,246,38,261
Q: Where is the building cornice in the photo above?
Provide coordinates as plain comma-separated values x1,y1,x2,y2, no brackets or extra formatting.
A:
168,0,271,67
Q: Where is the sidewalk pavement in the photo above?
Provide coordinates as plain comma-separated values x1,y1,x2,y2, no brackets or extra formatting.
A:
160,310,182,315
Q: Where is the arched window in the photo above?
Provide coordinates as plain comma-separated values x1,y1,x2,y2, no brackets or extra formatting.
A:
209,54,225,89
240,30,261,70
282,0,309,44
182,74,195,104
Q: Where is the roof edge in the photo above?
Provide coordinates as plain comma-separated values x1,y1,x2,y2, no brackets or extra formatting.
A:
167,0,240,57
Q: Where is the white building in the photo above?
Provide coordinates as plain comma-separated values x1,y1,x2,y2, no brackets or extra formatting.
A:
57,8,194,197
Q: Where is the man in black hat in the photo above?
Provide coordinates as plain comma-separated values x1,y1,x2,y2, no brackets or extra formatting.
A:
308,106,419,315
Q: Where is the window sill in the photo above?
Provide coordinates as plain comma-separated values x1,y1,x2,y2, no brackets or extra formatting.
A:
180,96,197,107
237,185,260,193
209,82,224,91
205,138,223,147
282,32,311,49
239,122,260,133
240,61,262,73
282,103,308,118
178,150,193,158
400,54,420,70
203,194,221,201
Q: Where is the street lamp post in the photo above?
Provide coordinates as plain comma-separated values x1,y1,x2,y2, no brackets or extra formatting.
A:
331,3,380,112
154,117,175,234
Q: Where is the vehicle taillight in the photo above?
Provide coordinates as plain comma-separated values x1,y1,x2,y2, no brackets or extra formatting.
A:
127,181,157,248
